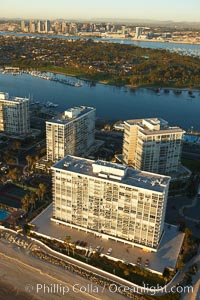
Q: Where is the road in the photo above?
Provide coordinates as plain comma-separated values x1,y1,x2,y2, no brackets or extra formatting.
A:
165,195,200,239
165,253,200,295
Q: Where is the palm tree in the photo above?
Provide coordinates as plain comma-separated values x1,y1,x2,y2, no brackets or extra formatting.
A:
7,167,20,182
36,188,42,201
15,140,21,149
34,155,40,161
26,155,33,170
29,191,37,209
184,228,192,238
70,243,76,256
0,175,7,184
22,202,29,212
64,235,71,255
21,194,29,212
38,183,47,201
12,140,21,151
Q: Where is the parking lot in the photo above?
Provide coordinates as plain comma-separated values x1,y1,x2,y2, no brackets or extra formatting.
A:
31,204,185,275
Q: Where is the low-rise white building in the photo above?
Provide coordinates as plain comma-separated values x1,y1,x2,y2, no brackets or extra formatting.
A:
51,156,171,252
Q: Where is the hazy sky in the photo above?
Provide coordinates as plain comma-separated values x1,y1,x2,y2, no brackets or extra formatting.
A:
1,0,200,22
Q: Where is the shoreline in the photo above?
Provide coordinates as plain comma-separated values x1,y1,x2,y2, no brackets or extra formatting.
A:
131,38,200,46
144,86,200,93
24,69,200,92
1,70,200,92
2,31,200,46
31,71,200,92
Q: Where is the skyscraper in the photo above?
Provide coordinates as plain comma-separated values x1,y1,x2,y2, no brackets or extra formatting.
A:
69,23,78,35
21,20,25,32
29,20,35,33
37,20,42,33
122,118,185,175
51,156,170,251
61,21,67,33
135,27,143,38
46,106,96,162
45,20,51,33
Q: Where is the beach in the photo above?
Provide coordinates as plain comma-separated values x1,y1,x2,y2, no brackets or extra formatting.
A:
0,280,38,300
0,239,126,300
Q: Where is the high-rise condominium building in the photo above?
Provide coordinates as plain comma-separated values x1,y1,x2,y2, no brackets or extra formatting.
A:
21,20,25,31
135,26,143,38
61,21,67,33
29,20,35,33
45,20,51,33
51,155,170,251
46,106,96,162
0,92,30,135
37,20,42,33
122,118,185,175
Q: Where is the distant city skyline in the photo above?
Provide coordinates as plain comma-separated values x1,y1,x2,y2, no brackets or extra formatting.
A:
1,0,200,22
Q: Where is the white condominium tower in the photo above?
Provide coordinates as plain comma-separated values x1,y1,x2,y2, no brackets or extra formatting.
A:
45,20,51,33
51,156,170,251
0,92,30,135
135,26,143,38
122,118,185,175
46,106,96,162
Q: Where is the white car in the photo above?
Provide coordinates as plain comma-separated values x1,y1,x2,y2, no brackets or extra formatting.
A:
95,245,101,253
106,248,112,255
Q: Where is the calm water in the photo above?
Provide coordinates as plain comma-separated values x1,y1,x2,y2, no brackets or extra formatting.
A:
0,73,200,131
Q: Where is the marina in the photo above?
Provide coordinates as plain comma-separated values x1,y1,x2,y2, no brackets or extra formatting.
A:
24,70,83,87
44,101,59,108
0,69,84,87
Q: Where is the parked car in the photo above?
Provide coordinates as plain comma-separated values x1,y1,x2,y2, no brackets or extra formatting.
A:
137,257,142,266
95,245,101,253
145,259,149,267
106,248,112,255
100,246,104,253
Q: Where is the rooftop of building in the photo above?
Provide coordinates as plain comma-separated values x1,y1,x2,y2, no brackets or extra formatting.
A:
125,118,185,135
46,106,95,125
52,155,171,193
0,92,29,103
